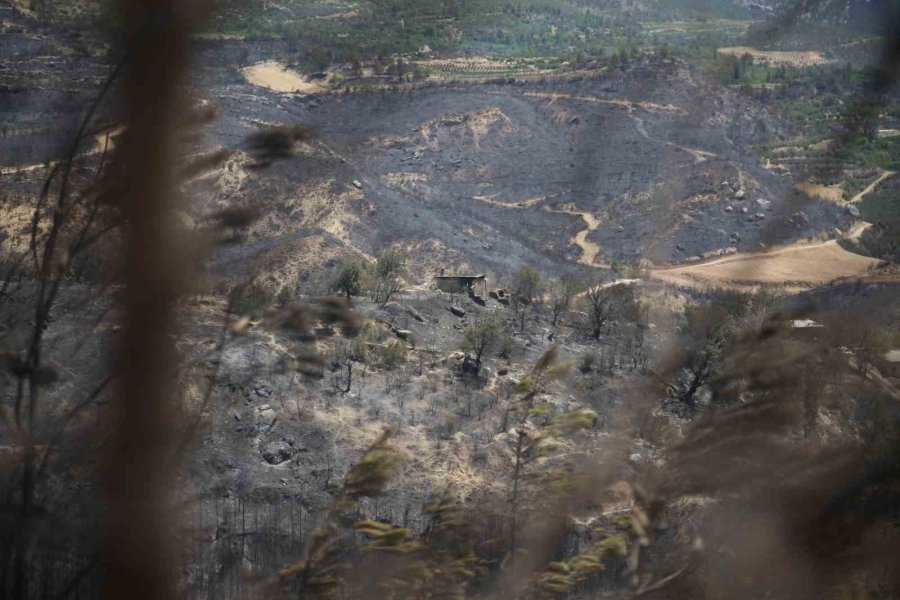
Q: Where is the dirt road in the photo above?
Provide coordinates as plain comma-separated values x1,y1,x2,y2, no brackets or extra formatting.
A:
849,170,895,204
650,236,881,291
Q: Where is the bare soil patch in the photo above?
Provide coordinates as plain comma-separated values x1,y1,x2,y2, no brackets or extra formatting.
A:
794,181,845,204
243,62,325,94
651,239,881,291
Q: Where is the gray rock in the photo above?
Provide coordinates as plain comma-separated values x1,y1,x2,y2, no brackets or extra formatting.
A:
724,205,733,213
251,379,273,398
449,306,466,317
394,329,414,340
406,307,426,322
847,205,861,218
262,442,293,465
352,180,363,189
734,189,746,200
257,408,278,433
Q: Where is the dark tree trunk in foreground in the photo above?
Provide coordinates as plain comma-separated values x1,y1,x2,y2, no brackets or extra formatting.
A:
105,2,194,599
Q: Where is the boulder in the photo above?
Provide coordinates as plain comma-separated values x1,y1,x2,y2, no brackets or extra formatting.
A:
394,329,414,340
257,407,278,433
847,205,861,218
262,441,293,465
734,189,746,200
406,307,426,322
251,379,273,399
449,306,466,317
470,294,486,306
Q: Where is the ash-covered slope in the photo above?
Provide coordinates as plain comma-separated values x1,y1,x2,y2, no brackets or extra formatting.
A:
0,19,851,296
187,45,846,292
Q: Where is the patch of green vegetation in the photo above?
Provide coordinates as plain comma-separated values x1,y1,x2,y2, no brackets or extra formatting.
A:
858,188,900,225
857,186,900,262
228,281,272,318
842,176,868,200
843,135,900,171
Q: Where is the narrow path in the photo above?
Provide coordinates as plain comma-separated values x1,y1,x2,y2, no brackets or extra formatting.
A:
632,115,717,164
543,204,606,267
522,91,683,114
469,190,569,209
849,170,894,204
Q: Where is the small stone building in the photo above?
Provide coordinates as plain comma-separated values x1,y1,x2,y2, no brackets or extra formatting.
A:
435,274,487,296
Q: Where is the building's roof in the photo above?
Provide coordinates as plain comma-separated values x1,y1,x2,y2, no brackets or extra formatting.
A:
884,349,900,363
790,319,824,329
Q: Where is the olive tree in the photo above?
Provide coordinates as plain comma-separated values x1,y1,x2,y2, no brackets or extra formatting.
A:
547,275,581,326
582,282,639,340
461,310,506,376
371,246,408,306
331,258,370,301
509,265,541,329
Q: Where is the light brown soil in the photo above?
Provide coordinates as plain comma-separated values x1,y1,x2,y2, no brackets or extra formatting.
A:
316,10,358,20
849,170,895,204
523,92,683,115
650,239,882,291
794,181,845,204
243,62,325,94
543,204,607,267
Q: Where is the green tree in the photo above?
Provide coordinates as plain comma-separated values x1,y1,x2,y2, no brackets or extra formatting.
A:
547,275,581,326
461,310,506,376
228,281,272,318
509,265,542,329
581,282,639,340
331,258,370,301
371,246,408,306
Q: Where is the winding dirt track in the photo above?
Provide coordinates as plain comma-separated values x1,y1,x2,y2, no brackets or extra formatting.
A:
632,115,716,164
650,160,894,291
651,237,881,291
543,205,606,267
849,170,895,204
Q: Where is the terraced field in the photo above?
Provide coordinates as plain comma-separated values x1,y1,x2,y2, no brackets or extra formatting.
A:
717,46,836,67
414,57,561,79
